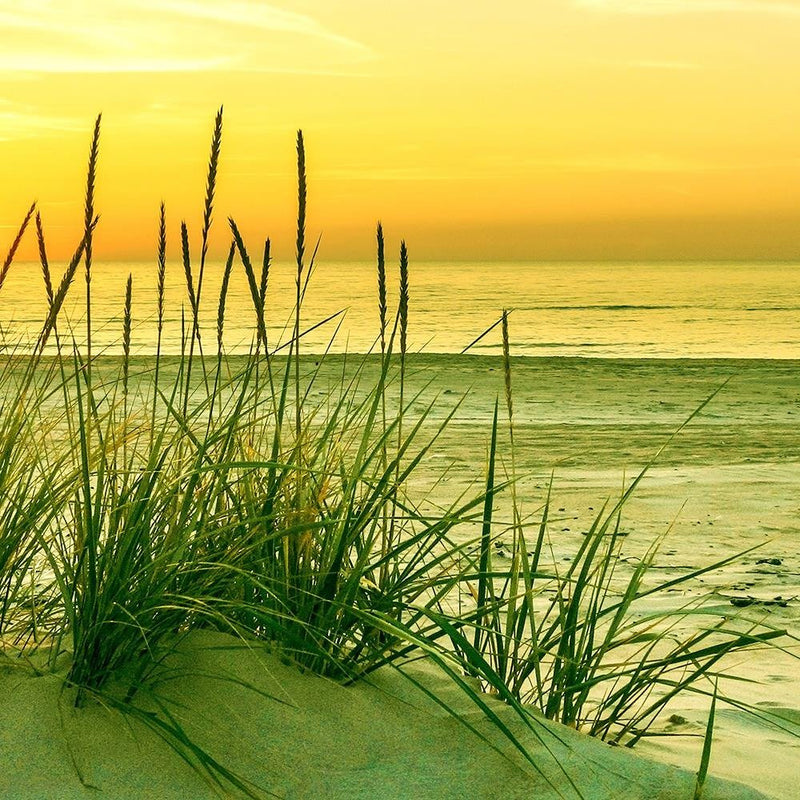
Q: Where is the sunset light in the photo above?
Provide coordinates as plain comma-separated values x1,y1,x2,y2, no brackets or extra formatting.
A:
0,5,798,799
4,1,800,261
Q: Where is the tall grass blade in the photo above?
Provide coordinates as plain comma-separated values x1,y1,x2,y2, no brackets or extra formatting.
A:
474,399,499,654
694,680,718,800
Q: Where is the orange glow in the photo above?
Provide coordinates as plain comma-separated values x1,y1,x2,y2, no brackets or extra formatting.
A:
3,1,800,261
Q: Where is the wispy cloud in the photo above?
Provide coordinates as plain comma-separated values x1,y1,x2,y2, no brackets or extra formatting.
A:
577,0,800,15
0,99,83,141
0,1,373,73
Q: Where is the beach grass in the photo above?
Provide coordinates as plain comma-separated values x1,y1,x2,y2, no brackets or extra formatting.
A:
0,111,794,797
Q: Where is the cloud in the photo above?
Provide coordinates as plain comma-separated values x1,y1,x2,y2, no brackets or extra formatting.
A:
0,100,83,140
0,1,373,73
577,0,800,15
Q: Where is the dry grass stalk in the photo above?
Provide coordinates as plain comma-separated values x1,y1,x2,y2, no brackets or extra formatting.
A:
218,241,235,354
122,273,133,462
377,222,387,354
152,203,167,439
295,131,307,273
260,238,271,308
228,218,268,353
197,106,223,311
35,212,54,306
399,240,409,358
0,202,35,294
84,114,101,374
181,222,197,323
157,202,167,337
294,130,307,442
38,223,96,352
123,274,132,397
388,240,410,566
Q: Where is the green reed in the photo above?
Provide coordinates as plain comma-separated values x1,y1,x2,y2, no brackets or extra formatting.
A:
0,111,792,799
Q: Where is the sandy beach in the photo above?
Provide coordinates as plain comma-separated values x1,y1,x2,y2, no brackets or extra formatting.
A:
1,350,797,798
398,354,800,799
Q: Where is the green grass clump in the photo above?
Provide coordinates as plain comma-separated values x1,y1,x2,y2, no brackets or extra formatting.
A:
0,110,793,797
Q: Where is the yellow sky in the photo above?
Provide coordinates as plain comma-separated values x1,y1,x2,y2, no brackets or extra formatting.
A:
3,0,800,261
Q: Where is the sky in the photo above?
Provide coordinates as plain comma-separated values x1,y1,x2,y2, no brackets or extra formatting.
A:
3,0,800,262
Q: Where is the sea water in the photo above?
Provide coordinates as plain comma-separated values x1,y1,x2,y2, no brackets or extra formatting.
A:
2,260,800,358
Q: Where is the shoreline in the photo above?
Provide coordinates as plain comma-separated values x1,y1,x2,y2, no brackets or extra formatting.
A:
6,351,800,362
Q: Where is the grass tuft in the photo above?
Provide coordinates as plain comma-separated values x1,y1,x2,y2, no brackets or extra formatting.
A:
0,111,793,799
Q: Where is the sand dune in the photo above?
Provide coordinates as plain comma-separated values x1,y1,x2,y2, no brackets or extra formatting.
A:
0,631,772,800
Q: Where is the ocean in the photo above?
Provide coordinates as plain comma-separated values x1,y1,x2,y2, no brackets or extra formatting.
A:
2,260,800,358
